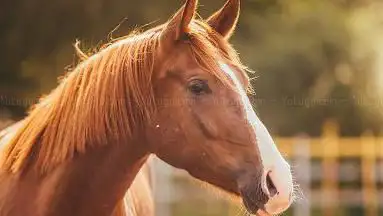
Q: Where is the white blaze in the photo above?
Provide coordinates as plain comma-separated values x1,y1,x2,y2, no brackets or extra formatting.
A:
220,63,293,214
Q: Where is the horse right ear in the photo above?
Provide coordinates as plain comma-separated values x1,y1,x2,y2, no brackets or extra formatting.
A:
207,0,240,40
160,0,198,49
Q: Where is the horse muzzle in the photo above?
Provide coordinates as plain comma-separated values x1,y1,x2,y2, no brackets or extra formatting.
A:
262,161,294,215
238,161,293,215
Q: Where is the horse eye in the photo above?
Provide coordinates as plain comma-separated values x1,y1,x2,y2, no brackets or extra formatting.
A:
188,79,211,95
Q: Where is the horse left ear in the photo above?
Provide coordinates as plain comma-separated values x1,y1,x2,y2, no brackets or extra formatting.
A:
207,0,240,39
160,0,198,46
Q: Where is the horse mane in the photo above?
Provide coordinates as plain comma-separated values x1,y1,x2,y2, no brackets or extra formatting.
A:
1,17,249,173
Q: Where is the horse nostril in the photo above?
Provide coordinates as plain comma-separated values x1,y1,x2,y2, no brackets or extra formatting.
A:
266,172,278,198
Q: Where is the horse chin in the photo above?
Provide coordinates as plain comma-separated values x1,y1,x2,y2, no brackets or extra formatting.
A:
239,184,269,215
201,182,273,216
193,175,272,215
240,195,261,215
242,202,273,216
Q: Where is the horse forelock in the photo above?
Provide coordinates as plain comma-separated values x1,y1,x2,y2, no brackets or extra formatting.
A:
0,16,249,174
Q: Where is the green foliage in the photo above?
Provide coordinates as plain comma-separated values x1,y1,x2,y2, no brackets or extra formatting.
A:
1,0,382,136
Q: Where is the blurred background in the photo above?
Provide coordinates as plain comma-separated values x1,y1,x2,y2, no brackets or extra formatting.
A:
1,0,383,215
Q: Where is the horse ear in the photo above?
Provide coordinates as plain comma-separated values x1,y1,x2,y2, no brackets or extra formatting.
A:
207,0,240,39
160,0,198,45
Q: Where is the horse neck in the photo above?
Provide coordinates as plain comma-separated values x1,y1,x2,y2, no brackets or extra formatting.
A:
2,124,149,216
46,138,149,215
65,146,149,214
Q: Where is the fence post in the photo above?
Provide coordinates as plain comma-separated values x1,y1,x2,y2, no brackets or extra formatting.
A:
321,120,340,216
379,136,383,206
361,131,378,216
293,134,311,216
152,156,174,216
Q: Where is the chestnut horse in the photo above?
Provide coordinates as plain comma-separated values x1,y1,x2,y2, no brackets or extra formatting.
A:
0,0,294,215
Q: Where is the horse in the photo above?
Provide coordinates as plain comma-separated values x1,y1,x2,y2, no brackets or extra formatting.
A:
0,122,155,216
0,0,295,215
